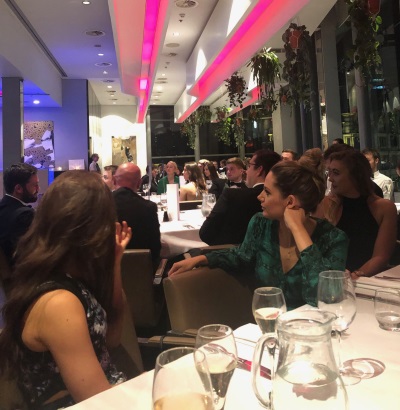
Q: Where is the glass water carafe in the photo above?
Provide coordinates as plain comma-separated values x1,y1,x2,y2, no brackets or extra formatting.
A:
252,309,348,410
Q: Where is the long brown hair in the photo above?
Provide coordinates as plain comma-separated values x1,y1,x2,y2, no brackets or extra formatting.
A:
184,162,206,192
0,171,117,375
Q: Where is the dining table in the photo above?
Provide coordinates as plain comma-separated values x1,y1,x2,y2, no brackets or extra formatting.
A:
159,208,208,258
70,272,400,410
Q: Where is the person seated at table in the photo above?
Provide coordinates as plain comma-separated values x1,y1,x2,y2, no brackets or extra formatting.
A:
317,149,397,279
139,164,158,194
180,162,207,201
203,162,226,200
298,148,325,181
199,150,281,246
170,161,348,310
157,161,179,194
114,164,161,265
226,157,247,188
281,149,298,161
0,171,132,409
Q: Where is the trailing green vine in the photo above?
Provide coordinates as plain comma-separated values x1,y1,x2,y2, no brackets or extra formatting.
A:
345,0,382,82
214,106,232,146
181,106,212,148
225,72,247,108
280,23,312,109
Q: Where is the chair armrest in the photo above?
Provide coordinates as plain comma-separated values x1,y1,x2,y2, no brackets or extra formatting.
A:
153,258,168,285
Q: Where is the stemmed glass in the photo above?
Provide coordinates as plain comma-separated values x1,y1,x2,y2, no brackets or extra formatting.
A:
252,287,287,334
195,324,237,410
152,347,214,409
317,270,360,385
207,193,216,210
142,183,150,197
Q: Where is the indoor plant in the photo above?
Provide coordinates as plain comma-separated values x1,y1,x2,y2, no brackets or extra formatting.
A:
280,23,312,108
225,72,247,108
345,0,382,82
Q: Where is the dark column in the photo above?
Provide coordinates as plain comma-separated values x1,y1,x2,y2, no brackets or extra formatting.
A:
2,77,24,169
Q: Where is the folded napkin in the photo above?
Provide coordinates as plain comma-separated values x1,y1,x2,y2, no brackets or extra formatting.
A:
355,266,400,297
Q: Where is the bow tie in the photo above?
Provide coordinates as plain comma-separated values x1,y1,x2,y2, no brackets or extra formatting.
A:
228,182,242,188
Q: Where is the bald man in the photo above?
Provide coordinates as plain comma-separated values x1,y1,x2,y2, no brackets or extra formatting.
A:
113,163,161,264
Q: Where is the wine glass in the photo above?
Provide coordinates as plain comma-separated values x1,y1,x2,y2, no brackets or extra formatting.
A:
317,270,360,385
195,324,237,410
152,347,214,410
252,287,287,334
142,183,150,197
207,193,217,210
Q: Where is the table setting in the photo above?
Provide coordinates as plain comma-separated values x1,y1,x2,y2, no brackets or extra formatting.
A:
70,269,400,410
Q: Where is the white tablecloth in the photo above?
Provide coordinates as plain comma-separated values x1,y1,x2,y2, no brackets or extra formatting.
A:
70,296,400,410
159,209,207,258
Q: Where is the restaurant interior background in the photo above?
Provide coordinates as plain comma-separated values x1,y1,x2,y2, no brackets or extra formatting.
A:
0,0,399,189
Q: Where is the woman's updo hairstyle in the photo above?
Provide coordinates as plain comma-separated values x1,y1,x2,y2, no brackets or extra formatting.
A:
270,161,325,213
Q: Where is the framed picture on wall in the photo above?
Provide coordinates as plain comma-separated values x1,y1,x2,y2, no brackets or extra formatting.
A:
112,136,137,165
23,121,55,169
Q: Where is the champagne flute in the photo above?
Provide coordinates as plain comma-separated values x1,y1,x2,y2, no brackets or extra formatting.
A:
152,347,214,410
252,287,287,334
317,270,360,385
195,324,237,410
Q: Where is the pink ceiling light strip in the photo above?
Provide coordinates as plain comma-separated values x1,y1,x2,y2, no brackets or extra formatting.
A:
176,0,308,123
137,0,169,123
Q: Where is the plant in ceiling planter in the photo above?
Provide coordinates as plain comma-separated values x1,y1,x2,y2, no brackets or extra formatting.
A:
232,115,245,147
345,0,382,82
225,72,247,108
247,48,281,112
248,106,264,122
214,105,233,146
181,114,197,149
280,23,312,109
195,105,212,126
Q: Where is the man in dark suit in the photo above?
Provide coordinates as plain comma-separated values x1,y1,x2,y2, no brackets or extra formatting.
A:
0,163,38,266
200,150,281,245
113,163,161,264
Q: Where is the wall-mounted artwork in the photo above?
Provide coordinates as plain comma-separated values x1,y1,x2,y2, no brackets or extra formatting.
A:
112,136,137,165
23,121,55,169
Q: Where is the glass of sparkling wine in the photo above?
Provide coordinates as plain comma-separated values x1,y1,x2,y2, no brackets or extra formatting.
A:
195,324,238,410
152,347,214,410
374,288,400,332
252,287,287,334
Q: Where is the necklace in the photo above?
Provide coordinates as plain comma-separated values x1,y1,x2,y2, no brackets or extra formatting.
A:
279,231,296,261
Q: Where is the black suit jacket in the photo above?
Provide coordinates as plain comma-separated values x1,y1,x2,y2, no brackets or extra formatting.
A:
0,195,35,265
208,178,227,200
113,187,161,262
199,184,263,246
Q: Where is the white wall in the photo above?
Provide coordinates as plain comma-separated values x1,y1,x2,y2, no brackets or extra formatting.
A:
101,105,147,174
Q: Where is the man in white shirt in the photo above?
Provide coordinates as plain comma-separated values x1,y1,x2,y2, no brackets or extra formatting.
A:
363,148,394,201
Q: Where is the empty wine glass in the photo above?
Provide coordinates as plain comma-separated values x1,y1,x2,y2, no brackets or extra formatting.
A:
317,270,360,385
195,324,237,410
374,288,400,331
142,183,150,197
152,347,214,410
252,287,287,334
207,193,217,210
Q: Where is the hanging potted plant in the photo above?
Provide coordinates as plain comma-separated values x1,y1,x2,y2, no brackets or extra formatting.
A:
345,0,382,82
225,72,247,108
247,47,281,110
195,106,212,126
232,115,245,147
280,23,312,109
180,113,197,149
214,106,233,146
288,26,303,49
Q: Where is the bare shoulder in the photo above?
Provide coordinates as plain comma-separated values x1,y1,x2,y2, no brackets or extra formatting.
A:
368,196,397,222
23,290,85,351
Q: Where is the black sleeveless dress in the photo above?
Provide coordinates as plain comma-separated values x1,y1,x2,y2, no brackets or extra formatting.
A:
336,196,379,272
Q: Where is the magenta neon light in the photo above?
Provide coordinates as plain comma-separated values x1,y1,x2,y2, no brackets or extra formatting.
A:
139,78,148,90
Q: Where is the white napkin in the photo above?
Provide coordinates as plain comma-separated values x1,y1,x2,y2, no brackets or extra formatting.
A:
166,183,180,221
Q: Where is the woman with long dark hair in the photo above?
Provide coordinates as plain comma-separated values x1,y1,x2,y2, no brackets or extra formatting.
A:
180,162,207,201
170,161,348,309
318,149,397,278
0,171,132,408
203,162,226,200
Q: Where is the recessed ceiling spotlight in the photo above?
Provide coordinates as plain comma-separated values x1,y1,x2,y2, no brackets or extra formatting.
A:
172,32,180,37
98,53,104,56
33,100,40,104
103,71,108,74
162,73,166,76
82,1,90,4
156,86,163,91
107,85,112,88
110,94,115,97
85,30,105,37
113,102,116,105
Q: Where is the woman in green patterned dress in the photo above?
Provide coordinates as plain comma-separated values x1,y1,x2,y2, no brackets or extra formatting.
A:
169,161,348,309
